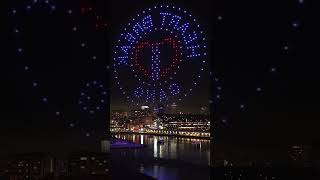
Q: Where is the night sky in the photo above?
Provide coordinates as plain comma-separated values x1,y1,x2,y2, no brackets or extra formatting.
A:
110,0,212,113
0,0,318,156
1,0,110,155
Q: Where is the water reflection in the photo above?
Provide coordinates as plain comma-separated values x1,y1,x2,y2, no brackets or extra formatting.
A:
153,137,158,158
141,135,144,145
114,134,210,165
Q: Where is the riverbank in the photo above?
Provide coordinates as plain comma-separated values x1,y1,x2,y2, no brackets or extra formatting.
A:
112,131,211,139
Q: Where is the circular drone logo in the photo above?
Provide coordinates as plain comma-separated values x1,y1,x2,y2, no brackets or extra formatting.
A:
113,5,208,105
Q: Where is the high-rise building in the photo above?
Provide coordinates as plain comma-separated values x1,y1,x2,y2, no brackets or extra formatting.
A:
169,103,178,114
101,139,110,153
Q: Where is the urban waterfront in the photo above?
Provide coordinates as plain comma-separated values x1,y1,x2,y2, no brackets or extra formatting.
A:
113,133,211,165
111,109,211,138
112,133,211,180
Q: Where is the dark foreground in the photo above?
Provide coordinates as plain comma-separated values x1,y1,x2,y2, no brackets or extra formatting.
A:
0,164,316,180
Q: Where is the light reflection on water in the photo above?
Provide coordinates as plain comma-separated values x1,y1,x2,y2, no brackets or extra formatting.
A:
143,165,181,180
114,134,211,165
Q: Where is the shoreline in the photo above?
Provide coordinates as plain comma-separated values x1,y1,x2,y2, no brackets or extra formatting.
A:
111,131,211,140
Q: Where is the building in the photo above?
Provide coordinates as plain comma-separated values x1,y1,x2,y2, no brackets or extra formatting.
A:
100,139,110,153
68,152,110,177
111,110,130,132
159,114,210,132
4,153,52,180
130,109,151,118
169,103,178,114
111,110,128,119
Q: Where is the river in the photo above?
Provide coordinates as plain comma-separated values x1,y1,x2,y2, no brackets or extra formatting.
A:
112,133,211,180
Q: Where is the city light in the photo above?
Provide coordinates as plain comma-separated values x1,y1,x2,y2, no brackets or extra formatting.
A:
111,108,210,138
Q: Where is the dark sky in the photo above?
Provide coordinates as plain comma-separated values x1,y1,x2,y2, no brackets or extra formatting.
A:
110,0,212,113
0,0,318,155
212,0,318,146
0,0,110,155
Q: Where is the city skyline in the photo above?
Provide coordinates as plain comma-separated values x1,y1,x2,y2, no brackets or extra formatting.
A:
0,0,315,153
0,0,316,179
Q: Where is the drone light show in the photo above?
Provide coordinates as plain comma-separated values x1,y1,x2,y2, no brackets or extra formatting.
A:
11,0,109,137
113,4,209,107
